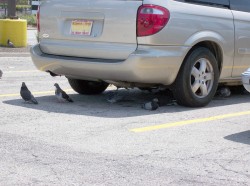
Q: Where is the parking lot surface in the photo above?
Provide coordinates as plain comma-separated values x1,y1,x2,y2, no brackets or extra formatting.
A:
0,51,250,185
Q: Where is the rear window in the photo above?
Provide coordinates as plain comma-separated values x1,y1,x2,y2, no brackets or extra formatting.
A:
230,0,250,13
174,0,230,8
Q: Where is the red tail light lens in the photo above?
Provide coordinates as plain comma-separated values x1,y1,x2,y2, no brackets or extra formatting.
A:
137,5,170,37
37,6,40,32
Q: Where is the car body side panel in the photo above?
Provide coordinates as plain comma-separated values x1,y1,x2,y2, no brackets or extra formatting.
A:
232,10,250,76
138,0,235,79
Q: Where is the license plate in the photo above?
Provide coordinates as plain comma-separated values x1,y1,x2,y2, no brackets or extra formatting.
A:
70,20,93,36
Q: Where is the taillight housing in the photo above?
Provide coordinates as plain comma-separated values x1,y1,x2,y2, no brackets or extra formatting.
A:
137,4,170,37
37,6,40,32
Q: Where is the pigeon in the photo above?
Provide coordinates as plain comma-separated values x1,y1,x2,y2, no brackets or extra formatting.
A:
216,86,231,98
20,82,38,104
0,69,2,79
141,98,159,111
153,97,176,107
7,39,15,48
54,83,73,102
106,90,125,103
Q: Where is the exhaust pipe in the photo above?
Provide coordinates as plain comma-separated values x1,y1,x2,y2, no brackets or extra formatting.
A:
46,70,61,77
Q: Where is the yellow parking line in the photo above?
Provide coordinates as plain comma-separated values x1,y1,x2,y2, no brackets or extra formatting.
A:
39,62,58,71
4,70,39,73
130,110,250,133
224,65,250,69
0,89,74,98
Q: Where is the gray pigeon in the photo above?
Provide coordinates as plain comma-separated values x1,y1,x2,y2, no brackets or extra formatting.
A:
153,96,176,107
216,86,231,98
54,83,73,102
0,69,2,79
7,39,15,48
106,90,125,103
20,82,38,104
141,98,159,111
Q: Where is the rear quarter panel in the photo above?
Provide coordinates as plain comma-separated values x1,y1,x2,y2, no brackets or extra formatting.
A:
139,0,235,79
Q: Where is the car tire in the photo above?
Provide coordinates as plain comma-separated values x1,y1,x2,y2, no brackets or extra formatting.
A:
68,78,109,95
173,47,219,107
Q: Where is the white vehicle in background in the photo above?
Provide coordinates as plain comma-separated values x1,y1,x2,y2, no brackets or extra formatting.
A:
242,69,250,93
30,0,250,107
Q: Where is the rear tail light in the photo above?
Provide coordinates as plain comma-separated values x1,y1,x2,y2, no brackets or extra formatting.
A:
137,4,170,37
37,6,40,32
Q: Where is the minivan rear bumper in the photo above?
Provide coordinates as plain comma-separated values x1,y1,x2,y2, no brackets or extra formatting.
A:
30,44,190,85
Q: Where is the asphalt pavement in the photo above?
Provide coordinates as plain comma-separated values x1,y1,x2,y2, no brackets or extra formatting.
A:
0,31,249,186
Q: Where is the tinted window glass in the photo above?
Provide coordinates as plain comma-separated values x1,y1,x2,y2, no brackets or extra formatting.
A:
230,0,250,13
175,0,230,8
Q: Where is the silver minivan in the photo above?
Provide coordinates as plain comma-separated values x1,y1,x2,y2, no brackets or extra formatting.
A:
30,0,250,107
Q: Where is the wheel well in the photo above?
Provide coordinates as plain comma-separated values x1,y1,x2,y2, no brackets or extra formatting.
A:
187,41,223,73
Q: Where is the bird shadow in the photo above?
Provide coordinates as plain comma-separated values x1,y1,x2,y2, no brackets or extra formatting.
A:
224,130,250,145
2,88,250,118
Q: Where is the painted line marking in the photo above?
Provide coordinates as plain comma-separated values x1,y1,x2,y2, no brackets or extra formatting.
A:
4,70,39,73
130,110,250,133
0,53,30,55
0,89,74,98
39,62,59,71
224,65,250,69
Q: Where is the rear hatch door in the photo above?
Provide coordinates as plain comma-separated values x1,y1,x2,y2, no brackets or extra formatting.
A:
39,0,142,59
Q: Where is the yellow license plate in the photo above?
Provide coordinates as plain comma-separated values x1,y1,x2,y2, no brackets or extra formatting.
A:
70,20,93,36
